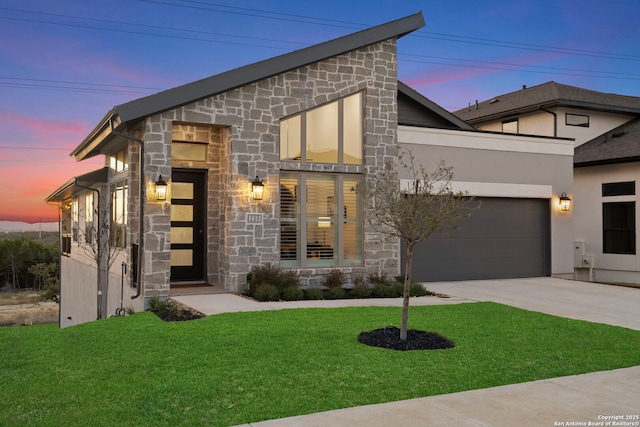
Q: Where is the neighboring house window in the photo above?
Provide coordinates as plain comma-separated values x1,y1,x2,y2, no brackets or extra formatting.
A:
502,119,518,134
85,193,94,246
602,181,635,197
71,197,79,243
111,180,128,248
566,113,589,127
279,92,364,267
109,149,128,173
172,123,210,161
280,92,363,164
280,173,362,267
603,202,635,254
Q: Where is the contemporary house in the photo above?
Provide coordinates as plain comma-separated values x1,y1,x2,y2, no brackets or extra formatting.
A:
47,13,574,327
454,81,640,283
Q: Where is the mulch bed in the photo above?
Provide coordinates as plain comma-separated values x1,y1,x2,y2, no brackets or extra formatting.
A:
149,299,205,322
358,326,455,351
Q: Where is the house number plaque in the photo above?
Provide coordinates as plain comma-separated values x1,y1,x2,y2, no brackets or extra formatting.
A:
247,213,263,223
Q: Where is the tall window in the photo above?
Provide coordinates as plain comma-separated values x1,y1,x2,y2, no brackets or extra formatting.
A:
280,173,362,267
279,92,364,268
85,193,94,245
111,180,128,248
603,202,635,254
280,92,363,164
71,198,79,243
109,149,128,173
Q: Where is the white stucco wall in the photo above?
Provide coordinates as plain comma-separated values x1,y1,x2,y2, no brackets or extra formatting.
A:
476,108,634,147
398,126,575,277
574,164,640,283
59,250,98,328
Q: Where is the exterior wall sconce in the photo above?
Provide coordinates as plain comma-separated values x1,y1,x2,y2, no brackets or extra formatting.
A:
252,176,264,201
559,192,571,211
155,175,168,201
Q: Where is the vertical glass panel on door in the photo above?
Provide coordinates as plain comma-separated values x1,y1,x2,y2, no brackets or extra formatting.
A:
306,175,336,265
172,182,194,200
280,174,300,266
343,177,362,265
171,249,193,267
171,205,193,222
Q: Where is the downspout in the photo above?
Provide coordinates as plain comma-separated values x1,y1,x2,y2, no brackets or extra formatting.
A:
45,200,63,327
111,130,144,300
539,106,557,137
74,182,103,319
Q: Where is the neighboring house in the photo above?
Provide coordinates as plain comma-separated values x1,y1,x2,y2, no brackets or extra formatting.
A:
46,13,574,327
454,81,640,283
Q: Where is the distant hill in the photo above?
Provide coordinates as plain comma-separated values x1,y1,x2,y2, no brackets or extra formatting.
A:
0,221,59,233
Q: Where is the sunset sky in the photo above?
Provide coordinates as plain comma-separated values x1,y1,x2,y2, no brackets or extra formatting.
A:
1,0,639,223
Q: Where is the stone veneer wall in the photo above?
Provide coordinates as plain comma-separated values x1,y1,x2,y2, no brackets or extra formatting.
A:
139,39,400,294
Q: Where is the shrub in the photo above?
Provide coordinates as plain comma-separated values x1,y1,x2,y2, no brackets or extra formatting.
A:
350,283,371,298
372,282,394,298
391,282,404,298
367,273,389,286
253,284,280,302
249,263,300,295
40,282,60,303
325,287,345,300
410,282,429,297
281,286,304,301
304,288,324,300
323,269,346,288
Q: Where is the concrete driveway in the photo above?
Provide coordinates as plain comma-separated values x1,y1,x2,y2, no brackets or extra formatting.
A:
424,277,640,330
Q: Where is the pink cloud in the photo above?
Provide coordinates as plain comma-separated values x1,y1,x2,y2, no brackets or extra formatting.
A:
0,108,89,148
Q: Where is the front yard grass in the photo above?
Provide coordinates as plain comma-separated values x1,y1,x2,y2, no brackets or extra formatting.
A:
1,302,639,427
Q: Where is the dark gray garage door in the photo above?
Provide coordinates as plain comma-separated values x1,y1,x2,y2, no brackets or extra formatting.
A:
403,197,550,281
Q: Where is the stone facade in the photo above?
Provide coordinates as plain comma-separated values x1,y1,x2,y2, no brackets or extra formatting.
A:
133,39,401,296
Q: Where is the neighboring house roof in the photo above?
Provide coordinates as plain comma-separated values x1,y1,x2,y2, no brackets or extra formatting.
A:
71,12,426,161
574,117,640,167
453,81,640,124
397,81,475,130
45,167,109,203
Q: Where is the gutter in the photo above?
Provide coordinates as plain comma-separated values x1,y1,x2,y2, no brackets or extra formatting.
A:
539,106,557,137
111,130,145,300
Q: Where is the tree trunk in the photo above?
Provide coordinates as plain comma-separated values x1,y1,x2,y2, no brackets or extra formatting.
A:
400,242,414,341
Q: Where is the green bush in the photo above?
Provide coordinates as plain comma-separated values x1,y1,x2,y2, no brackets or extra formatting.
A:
304,288,325,300
249,263,300,295
391,282,404,297
367,273,389,286
281,286,304,301
372,282,394,298
325,287,345,300
410,282,429,297
323,269,346,288
253,284,281,302
349,283,371,298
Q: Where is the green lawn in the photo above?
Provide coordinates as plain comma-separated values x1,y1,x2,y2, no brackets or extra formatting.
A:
1,302,639,427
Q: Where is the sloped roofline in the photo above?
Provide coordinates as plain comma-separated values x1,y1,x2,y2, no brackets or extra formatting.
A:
71,12,425,161
45,167,109,203
454,81,640,124
397,81,475,130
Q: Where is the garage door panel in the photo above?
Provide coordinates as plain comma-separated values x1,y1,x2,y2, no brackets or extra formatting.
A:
405,197,550,281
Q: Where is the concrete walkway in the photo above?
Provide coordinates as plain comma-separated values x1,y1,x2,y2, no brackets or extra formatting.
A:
172,278,640,427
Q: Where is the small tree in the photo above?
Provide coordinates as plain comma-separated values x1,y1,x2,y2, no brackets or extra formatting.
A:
364,150,476,340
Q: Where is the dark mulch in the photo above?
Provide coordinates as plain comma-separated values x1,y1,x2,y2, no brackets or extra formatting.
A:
149,299,205,322
358,326,455,351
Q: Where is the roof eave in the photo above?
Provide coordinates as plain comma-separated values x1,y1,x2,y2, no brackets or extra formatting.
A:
113,12,426,123
45,167,109,203
70,112,122,161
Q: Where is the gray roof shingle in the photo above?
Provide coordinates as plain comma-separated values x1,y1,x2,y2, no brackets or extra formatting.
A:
574,118,640,167
454,81,640,123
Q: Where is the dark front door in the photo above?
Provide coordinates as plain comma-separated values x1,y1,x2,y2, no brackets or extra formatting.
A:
170,170,206,282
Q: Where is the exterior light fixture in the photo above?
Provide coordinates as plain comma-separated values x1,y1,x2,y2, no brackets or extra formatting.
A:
559,192,571,212
252,176,264,201
155,175,168,201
